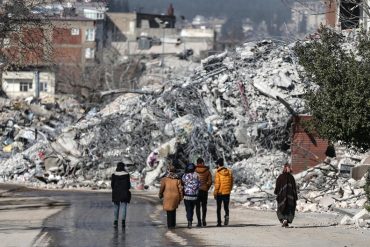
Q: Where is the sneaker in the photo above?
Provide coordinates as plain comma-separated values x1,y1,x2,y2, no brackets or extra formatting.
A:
224,216,229,226
202,220,207,227
196,222,202,227
216,223,222,227
113,220,118,228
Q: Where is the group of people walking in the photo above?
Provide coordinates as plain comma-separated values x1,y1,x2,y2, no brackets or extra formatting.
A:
110,158,298,229
159,157,233,229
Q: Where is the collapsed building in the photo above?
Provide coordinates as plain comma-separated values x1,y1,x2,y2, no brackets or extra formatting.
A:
1,38,370,226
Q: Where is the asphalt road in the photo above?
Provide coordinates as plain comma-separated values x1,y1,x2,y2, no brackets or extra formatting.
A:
21,190,200,247
3,185,370,247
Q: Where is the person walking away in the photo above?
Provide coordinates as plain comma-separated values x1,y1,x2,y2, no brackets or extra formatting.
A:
182,163,200,229
146,150,159,168
195,157,212,227
274,163,298,227
111,162,131,228
214,158,233,227
159,165,183,229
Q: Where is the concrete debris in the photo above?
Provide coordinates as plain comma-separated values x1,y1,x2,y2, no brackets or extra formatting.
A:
340,215,354,225
0,39,369,222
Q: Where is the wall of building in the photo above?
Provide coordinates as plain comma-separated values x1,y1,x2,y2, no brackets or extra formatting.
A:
3,17,97,67
51,18,96,66
325,0,338,28
106,12,178,43
291,115,329,173
2,71,56,98
106,13,136,42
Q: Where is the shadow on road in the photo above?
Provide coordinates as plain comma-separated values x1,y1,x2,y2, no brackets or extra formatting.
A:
291,223,338,229
174,223,276,229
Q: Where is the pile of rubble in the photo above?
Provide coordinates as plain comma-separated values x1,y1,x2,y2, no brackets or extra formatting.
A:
0,96,86,185
1,39,370,225
0,96,83,158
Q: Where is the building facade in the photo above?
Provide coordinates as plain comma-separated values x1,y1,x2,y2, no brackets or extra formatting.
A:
106,12,215,58
2,71,55,98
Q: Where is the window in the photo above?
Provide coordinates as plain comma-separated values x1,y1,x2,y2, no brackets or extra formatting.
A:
20,82,29,92
85,12,94,19
71,28,80,36
28,82,32,89
340,1,360,30
39,82,48,92
85,48,95,59
85,28,95,41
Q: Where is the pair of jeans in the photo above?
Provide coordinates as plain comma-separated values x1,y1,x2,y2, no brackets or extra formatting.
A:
195,190,208,223
184,199,197,222
216,195,230,224
167,210,176,228
113,202,128,221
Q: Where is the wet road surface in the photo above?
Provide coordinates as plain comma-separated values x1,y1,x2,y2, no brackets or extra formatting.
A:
21,190,200,247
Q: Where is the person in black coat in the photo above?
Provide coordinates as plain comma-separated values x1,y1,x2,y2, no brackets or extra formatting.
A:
274,163,298,227
111,162,131,228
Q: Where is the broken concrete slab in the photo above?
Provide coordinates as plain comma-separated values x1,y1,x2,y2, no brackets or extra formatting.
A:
51,130,81,157
353,209,370,221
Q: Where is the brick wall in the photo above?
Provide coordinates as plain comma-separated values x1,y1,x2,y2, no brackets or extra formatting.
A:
291,115,329,173
325,0,337,28
53,47,82,64
3,27,47,65
53,28,82,45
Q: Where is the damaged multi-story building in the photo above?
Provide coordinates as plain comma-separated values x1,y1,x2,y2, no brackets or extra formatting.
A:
325,0,370,30
105,4,216,58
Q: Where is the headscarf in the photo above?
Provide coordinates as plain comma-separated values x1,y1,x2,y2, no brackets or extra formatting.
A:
166,165,178,179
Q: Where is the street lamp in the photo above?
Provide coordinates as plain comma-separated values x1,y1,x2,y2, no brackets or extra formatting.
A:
155,18,168,68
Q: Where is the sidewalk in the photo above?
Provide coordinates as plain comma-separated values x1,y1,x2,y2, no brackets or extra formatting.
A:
0,184,67,247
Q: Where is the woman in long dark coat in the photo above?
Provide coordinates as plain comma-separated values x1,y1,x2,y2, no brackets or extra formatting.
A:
274,163,298,227
111,162,131,228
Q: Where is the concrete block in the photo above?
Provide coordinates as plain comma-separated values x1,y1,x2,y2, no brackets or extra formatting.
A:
340,215,354,225
319,196,335,209
353,209,370,221
351,165,370,180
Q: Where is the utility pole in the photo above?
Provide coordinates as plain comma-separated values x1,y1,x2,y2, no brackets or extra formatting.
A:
34,70,40,99
155,18,168,68
161,26,165,67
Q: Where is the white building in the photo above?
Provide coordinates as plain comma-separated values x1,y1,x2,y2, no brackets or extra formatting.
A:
2,71,55,98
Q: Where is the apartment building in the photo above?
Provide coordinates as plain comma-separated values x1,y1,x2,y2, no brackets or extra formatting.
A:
1,14,97,97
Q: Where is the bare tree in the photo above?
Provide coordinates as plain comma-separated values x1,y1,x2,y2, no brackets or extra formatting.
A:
55,46,145,101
